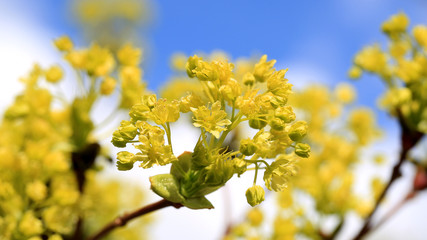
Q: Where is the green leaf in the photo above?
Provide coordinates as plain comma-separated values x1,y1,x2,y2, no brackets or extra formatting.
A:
183,196,214,209
150,174,185,203
170,152,192,180
116,161,134,171
191,142,211,169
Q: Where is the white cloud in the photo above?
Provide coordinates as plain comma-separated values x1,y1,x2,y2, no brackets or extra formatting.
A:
0,5,58,114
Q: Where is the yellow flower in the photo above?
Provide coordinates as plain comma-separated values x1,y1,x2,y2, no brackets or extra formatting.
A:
194,60,218,81
348,66,362,79
381,12,409,36
219,78,241,102
242,72,256,86
335,83,356,104
253,55,276,83
85,44,115,76
389,40,410,59
191,101,231,138
395,59,422,83
53,35,73,52
236,89,260,117
18,211,44,236
179,93,204,113
413,25,427,48
263,155,297,192
26,181,47,201
348,108,381,145
354,45,387,74
134,122,177,168
100,76,117,95
186,55,202,78
151,99,180,124
170,53,188,71
246,208,263,226
119,66,146,108
117,43,142,66
267,69,291,98
42,206,76,234
45,65,63,83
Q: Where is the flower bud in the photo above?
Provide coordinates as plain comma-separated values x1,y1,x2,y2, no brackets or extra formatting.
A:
295,143,310,158
117,43,141,66
116,151,136,170
118,120,138,140
275,106,295,123
270,117,286,131
245,185,265,207
242,72,256,86
249,117,267,129
270,95,288,108
111,130,127,148
240,138,257,156
186,55,202,78
288,121,308,142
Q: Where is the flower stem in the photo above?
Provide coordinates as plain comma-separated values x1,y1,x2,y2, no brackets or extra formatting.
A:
87,199,183,240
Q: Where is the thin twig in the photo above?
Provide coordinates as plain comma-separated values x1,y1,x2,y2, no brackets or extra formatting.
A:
353,112,423,240
370,192,416,233
87,199,183,240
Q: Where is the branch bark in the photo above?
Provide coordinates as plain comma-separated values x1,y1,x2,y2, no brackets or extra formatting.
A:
87,199,183,240
353,113,423,240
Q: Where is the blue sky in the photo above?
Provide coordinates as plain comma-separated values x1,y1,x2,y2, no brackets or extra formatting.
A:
2,0,426,122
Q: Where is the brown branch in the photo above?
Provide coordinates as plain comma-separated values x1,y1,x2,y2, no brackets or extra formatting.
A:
87,199,183,240
69,143,100,240
370,164,426,233
353,112,423,240
370,191,416,233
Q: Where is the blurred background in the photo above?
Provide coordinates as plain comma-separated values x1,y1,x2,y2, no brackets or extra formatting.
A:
1,0,426,239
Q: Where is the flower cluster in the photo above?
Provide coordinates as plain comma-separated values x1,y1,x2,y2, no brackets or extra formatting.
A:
225,84,384,240
0,37,150,239
349,12,427,134
73,0,150,48
112,54,309,207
